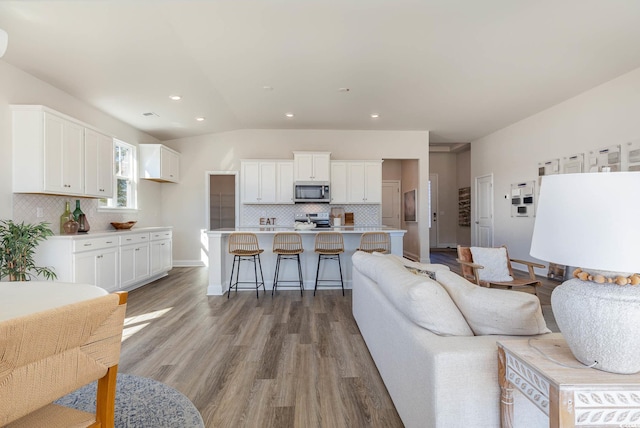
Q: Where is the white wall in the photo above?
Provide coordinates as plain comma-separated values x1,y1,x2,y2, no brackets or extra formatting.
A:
470,66,640,271
0,61,161,227
162,129,430,265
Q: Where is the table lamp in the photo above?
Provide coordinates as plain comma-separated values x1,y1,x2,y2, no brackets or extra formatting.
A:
530,172,640,374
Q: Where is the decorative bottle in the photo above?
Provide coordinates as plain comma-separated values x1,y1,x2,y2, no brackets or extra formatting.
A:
59,201,72,234
77,213,90,233
63,217,79,235
73,200,84,221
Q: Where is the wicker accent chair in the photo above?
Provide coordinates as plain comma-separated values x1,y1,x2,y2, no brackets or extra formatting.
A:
272,232,304,296
456,245,545,294
228,232,265,298
0,291,127,428
313,232,345,296
357,232,390,254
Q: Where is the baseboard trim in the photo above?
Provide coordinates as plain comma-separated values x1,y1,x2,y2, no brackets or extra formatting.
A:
173,260,206,267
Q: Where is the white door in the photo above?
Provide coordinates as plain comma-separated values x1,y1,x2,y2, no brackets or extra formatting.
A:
474,174,494,247
429,174,438,248
382,180,401,229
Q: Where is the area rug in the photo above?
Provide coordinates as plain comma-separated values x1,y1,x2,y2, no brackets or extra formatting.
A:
55,373,204,428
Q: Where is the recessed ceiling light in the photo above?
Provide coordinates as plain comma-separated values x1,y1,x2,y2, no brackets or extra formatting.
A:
263,86,274,91
338,88,350,92
370,113,380,119
142,112,159,117
285,113,294,118
196,117,205,122
169,95,182,101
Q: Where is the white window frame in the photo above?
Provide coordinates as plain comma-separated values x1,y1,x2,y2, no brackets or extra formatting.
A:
99,139,138,212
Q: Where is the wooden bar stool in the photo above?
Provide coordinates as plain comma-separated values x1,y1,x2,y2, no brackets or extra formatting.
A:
227,232,265,299
313,232,345,296
272,232,304,296
357,231,390,254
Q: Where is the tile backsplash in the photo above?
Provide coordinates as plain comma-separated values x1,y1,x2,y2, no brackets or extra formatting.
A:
241,204,381,226
12,194,138,234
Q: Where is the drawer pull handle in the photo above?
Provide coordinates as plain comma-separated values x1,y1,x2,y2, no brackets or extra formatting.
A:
84,243,92,247
106,241,113,244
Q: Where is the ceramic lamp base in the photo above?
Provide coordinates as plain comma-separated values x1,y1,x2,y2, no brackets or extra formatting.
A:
551,278,640,374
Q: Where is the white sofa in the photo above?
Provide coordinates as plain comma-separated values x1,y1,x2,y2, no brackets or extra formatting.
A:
352,251,561,428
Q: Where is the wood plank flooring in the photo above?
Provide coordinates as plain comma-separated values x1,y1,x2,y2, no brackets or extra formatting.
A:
118,267,403,428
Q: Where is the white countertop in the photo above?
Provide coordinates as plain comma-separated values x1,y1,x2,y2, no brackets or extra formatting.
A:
208,226,405,234
46,226,173,239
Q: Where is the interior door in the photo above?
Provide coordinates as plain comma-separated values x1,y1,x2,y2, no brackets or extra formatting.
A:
381,180,401,228
429,174,438,248
474,174,494,247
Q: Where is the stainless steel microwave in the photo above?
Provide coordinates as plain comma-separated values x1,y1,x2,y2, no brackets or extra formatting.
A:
294,182,330,203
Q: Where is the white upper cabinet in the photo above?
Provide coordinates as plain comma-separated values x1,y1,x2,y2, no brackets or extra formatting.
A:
12,106,86,196
293,152,331,182
84,128,114,198
139,144,180,183
330,160,383,204
276,161,294,204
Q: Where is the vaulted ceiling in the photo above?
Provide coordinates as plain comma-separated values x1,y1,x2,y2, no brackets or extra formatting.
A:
1,1,639,143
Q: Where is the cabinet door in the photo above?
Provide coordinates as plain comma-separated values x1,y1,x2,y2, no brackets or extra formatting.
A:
85,128,114,198
294,153,314,181
241,161,261,203
74,251,98,285
63,120,84,194
259,162,277,203
161,239,173,272
97,248,119,292
364,162,382,203
276,161,294,204
312,153,331,181
161,148,179,182
330,162,348,204
151,239,172,275
348,162,366,203
134,244,150,280
120,245,136,288
44,113,83,194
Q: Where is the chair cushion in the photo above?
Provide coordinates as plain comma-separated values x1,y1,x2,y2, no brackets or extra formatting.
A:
435,270,551,336
470,247,513,282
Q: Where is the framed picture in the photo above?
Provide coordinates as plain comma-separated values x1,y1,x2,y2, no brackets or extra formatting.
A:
403,189,417,222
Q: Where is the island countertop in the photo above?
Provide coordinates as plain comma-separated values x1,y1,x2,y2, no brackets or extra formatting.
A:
203,227,405,295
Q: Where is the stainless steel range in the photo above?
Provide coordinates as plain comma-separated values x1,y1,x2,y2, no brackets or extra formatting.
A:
294,212,331,228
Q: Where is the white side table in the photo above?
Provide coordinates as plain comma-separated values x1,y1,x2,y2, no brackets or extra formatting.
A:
498,338,640,427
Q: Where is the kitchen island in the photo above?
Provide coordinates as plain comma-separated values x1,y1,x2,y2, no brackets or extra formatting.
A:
204,227,406,295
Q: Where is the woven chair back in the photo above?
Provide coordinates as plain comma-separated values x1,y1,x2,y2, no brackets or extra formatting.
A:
314,232,344,254
273,232,304,254
228,233,261,255
358,232,390,254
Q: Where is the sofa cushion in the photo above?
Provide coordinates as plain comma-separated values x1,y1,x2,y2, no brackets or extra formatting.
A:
372,252,450,273
470,247,513,282
353,252,473,336
435,270,551,335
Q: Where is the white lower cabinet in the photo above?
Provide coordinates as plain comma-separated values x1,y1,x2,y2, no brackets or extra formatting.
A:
34,227,172,292
119,233,150,289
73,245,119,293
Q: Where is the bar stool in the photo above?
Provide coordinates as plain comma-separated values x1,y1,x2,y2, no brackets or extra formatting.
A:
313,232,345,296
357,231,390,254
227,232,265,299
272,232,304,296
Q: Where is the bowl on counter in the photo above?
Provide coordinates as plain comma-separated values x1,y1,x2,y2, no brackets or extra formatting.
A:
110,221,137,230
294,221,316,230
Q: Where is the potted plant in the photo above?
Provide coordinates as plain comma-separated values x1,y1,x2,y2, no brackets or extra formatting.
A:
0,220,57,281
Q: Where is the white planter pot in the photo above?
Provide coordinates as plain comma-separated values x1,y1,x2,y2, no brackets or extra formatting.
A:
551,278,640,374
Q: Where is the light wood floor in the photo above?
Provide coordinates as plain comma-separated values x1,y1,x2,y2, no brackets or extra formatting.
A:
119,267,403,428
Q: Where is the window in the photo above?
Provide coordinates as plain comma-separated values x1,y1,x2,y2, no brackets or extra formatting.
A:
99,139,137,210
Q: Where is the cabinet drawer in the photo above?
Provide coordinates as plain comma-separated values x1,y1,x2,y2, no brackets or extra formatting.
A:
119,232,150,246
73,236,118,253
151,230,172,241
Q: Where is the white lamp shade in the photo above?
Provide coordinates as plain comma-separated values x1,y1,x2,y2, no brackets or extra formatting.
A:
0,28,7,58
530,172,640,273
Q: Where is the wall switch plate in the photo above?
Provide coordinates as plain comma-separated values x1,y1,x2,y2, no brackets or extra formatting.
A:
36,207,43,218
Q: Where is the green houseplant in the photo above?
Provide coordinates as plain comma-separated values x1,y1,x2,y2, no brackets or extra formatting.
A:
0,220,57,281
